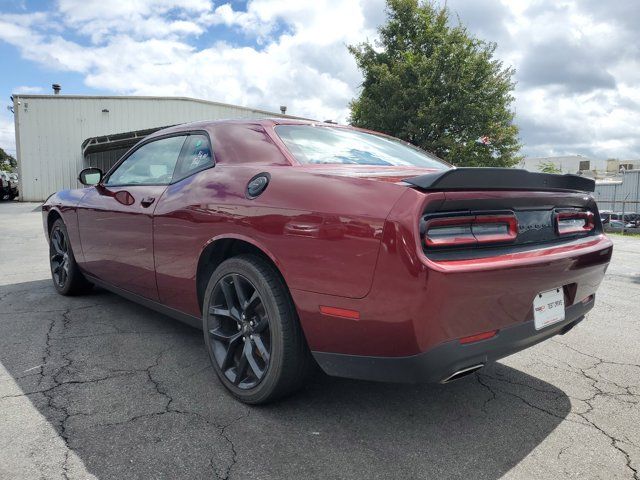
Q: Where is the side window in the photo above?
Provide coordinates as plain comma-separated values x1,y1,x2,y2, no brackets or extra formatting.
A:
106,136,186,186
172,134,214,182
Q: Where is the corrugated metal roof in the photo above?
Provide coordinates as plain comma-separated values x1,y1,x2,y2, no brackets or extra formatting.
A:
14,95,305,201
12,94,310,121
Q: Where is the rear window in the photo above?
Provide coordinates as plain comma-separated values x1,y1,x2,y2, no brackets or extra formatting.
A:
275,125,448,169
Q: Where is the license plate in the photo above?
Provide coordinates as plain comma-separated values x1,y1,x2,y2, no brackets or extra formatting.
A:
533,288,565,330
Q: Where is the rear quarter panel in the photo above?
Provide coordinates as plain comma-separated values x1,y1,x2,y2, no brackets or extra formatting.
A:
153,165,407,316
294,188,613,356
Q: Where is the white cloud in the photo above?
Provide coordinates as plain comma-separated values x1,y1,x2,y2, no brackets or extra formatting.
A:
0,114,16,156
0,0,374,123
0,0,639,159
445,0,640,159
57,0,212,42
13,86,44,94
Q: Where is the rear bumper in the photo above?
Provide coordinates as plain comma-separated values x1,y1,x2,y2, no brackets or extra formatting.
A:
312,296,593,383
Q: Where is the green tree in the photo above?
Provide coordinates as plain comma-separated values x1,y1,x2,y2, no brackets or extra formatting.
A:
0,147,17,173
538,161,561,174
349,0,521,167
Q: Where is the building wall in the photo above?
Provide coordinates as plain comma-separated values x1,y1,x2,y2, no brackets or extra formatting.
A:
519,156,608,174
13,95,293,201
85,148,130,173
594,170,640,213
520,156,640,177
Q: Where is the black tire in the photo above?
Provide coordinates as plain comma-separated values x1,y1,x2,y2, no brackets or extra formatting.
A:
202,254,313,404
49,219,93,296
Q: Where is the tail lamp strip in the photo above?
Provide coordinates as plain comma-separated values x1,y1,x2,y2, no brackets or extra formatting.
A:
556,210,595,235
424,213,518,248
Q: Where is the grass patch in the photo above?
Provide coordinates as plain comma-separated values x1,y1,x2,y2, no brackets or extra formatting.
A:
606,231,640,237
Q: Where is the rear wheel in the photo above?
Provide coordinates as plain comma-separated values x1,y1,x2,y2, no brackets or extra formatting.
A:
49,219,92,295
202,254,312,404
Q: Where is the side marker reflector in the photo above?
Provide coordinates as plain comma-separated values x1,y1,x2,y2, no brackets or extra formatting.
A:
459,329,498,345
319,306,360,320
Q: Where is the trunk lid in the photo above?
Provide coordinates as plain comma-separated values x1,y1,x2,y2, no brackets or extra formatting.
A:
409,169,601,259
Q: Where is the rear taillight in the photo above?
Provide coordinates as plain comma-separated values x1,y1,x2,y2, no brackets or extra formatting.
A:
424,213,517,248
423,216,476,247
555,210,595,235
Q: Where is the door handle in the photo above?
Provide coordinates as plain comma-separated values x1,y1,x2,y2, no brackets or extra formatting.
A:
140,196,156,208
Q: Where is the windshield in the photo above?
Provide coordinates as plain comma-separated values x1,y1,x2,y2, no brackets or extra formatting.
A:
275,125,448,169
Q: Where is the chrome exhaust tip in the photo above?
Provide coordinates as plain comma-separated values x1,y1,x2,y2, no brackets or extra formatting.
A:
440,364,485,384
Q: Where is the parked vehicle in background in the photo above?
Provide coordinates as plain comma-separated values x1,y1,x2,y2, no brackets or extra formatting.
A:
9,173,19,200
0,171,18,200
600,211,640,226
42,119,613,404
599,210,614,224
605,220,626,231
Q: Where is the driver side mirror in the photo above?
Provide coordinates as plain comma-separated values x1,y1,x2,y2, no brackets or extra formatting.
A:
78,167,103,186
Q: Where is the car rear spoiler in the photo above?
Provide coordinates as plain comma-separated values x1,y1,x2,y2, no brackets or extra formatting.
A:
404,168,595,193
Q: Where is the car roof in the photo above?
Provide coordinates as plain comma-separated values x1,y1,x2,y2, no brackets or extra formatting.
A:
145,118,349,139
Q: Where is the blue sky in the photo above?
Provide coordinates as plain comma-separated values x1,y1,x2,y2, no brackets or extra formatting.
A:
1,0,639,161
0,0,292,102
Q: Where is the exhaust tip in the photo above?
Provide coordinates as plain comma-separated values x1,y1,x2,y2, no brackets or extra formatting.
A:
440,364,484,384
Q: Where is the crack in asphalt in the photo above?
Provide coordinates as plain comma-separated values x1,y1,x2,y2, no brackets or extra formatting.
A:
551,341,639,479
47,342,249,480
2,272,638,479
551,339,640,369
216,411,250,480
1,304,245,480
477,372,575,423
479,338,640,479
475,373,496,414
35,308,75,480
479,370,639,479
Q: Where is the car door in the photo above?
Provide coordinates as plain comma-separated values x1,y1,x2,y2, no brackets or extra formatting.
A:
77,134,187,300
152,133,216,314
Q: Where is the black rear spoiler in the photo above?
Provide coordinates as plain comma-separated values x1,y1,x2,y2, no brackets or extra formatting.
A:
404,168,595,193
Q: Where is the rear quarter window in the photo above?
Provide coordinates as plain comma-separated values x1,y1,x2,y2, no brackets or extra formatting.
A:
172,134,214,182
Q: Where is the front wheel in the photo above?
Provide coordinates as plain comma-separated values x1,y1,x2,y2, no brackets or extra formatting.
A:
49,219,93,295
202,254,313,404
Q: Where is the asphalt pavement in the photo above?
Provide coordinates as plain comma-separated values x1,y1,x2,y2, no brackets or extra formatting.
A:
1,201,638,479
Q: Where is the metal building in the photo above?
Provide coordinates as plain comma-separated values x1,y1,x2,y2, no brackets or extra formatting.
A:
594,170,640,213
12,94,295,201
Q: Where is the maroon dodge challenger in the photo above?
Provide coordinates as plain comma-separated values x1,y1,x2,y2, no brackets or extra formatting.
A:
43,119,613,404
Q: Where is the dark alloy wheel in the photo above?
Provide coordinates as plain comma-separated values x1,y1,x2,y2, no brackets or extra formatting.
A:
50,226,70,289
202,254,314,404
49,219,92,296
207,273,271,389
